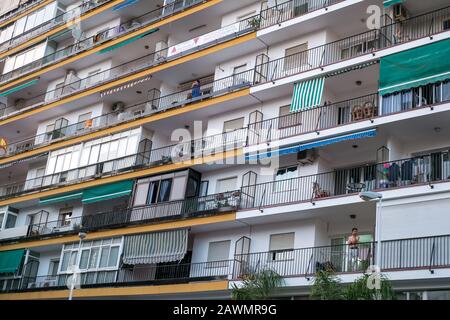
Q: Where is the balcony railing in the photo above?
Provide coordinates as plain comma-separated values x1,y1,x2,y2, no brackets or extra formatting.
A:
0,13,258,119
2,260,233,293
2,235,449,293
254,5,450,84
233,242,375,279
0,128,247,200
259,0,344,29
248,93,379,145
0,0,43,25
241,151,450,210
2,69,254,158
25,190,240,239
0,0,207,85
0,0,115,54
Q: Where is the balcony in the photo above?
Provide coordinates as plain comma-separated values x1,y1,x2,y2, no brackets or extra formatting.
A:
1,70,254,158
0,14,258,119
0,0,43,25
253,5,450,85
0,0,115,55
1,234,449,294
0,128,248,200
24,190,240,240
241,150,450,210
0,0,207,85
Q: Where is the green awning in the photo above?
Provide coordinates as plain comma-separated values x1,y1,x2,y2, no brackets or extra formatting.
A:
82,180,134,204
97,28,159,55
379,39,450,96
0,249,25,274
383,0,404,7
291,77,325,112
0,79,39,97
39,190,83,205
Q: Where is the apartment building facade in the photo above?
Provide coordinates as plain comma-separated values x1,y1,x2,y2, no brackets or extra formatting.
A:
0,0,449,300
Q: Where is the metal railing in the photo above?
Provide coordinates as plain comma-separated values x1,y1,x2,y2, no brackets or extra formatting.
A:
241,151,450,209
248,93,379,145
380,234,450,271
2,260,233,293
254,5,450,84
233,242,375,279
26,190,240,238
0,128,247,199
3,234,450,293
0,13,258,118
2,69,254,158
259,0,343,29
0,0,207,85
0,0,115,54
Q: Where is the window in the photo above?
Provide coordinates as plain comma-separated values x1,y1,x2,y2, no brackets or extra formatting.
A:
279,105,301,128
269,232,295,261
223,117,244,133
207,240,231,262
146,179,173,204
0,212,17,230
284,43,307,71
274,166,298,192
232,64,247,86
57,207,73,227
76,112,92,131
216,177,237,193
59,237,122,274
47,259,60,277
33,167,45,187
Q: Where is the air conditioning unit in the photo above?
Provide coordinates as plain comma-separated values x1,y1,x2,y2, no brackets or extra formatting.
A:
297,149,317,165
393,4,408,21
112,101,125,113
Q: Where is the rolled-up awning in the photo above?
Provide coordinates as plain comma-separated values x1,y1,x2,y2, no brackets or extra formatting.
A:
0,249,25,274
122,229,188,265
379,39,450,95
82,180,134,204
291,77,325,112
246,129,377,161
39,190,83,205
383,0,404,8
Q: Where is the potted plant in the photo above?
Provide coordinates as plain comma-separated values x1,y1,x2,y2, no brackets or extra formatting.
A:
216,193,234,212
247,17,261,29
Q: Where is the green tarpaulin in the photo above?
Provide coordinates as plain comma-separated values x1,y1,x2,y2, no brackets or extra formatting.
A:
98,28,159,55
0,249,25,274
379,39,450,96
82,180,134,204
383,0,404,8
39,191,83,205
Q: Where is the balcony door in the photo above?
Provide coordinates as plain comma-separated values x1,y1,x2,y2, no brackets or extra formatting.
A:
330,234,373,273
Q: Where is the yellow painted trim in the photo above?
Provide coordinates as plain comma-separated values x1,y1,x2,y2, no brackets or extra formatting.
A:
0,0,126,61
0,31,255,126
0,212,236,252
0,0,223,90
0,0,54,29
0,148,243,207
0,89,250,165
0,280,229,300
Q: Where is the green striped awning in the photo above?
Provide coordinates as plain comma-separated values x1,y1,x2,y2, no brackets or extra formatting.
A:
379,39,450,95
383,0,404,8
39,191,83,205
82,180,134,204
0,79,39,97
0,249,25,274
291,77,325,112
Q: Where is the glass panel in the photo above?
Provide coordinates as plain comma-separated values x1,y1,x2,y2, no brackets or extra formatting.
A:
4,214,17,229
88,248,100,269
158,179,172,202
79,250,90,269
108,247,119,267
99,247,109,268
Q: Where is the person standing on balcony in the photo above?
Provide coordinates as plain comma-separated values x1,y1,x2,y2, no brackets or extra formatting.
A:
347,228,360,271
191,80,201,99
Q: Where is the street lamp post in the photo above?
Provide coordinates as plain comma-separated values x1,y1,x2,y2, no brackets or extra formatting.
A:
359,191,383,268
69,231,87,301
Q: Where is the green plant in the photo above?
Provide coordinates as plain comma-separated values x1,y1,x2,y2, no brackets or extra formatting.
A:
231,269,284,300
310,269,344,300
247,17,261,28
344,274,396,300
